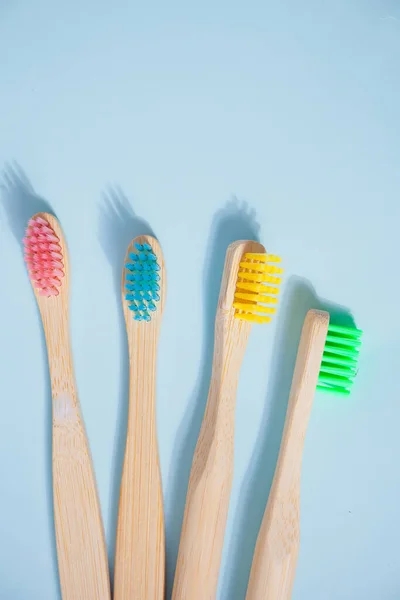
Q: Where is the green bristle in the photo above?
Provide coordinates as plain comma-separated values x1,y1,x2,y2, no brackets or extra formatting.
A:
317,324,362,396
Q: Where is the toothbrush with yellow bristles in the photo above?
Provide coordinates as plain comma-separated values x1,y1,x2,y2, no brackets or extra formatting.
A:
172,240,283,600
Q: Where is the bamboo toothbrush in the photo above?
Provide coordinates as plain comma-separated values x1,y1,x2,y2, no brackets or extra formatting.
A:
246,309,362,600
23,213,111,600
114,235,166,600
172,240,283,600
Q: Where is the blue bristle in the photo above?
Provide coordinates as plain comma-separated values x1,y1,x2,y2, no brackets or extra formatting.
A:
126,241,161,321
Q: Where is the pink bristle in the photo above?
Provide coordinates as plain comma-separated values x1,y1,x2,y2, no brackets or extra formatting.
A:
51,260,64,269
24,216,65,296
40,228,58,240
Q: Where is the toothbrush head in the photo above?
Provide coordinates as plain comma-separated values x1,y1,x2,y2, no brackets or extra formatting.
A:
23,214,65,297
123,236,163,322
233,252,283,324
317,324,363,396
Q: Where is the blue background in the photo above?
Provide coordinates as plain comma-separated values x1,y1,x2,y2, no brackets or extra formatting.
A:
0,1,399,598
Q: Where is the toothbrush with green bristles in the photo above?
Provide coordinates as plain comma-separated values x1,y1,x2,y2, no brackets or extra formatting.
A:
317,323,362,395
246,309,362,600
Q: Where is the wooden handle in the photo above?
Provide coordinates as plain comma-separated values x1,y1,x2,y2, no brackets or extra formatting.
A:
246,309,329,600
172,239,263,600
44,307,111,600
114,322,165,600
31,213,111,600
172,316,251,600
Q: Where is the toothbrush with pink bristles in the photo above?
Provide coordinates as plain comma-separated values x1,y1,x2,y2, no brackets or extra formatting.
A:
23,213,111,600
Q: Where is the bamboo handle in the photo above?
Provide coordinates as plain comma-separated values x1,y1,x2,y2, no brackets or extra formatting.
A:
29,213,110,599
52,394,111,600
172,317,250,600
46,312,111,600
246,309,329,600
114,325,165,600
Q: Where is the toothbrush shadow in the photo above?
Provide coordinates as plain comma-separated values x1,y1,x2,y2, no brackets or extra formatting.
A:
223,276,356,600
0,162,61,598
98,185,154,579
165,198,260,597
0,162,54,238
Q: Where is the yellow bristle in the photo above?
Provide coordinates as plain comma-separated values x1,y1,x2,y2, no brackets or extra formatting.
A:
237,271,282,284
234,292,278,304
234,251,283,323
236,282,279,294
233,302,276,314
234,312,272,324
243,253,281,263
239,261,283,275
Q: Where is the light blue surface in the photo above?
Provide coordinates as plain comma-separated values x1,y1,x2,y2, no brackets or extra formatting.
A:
0,1,399,598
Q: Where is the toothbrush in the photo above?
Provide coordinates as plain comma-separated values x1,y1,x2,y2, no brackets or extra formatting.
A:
246,309,362,600
114,235,166,600
172,240,283,600
23,213,111,600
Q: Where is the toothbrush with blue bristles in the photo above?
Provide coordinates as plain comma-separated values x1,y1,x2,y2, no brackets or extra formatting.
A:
114,236,165,600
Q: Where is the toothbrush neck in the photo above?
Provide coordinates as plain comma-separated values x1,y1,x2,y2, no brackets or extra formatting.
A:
206,316,251,416
41,302,76,400
127,322,160,420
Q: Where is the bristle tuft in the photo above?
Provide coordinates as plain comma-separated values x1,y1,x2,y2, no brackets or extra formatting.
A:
125,242,161,321
234,251,283,323
317,324,363,396
23,216,64,297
